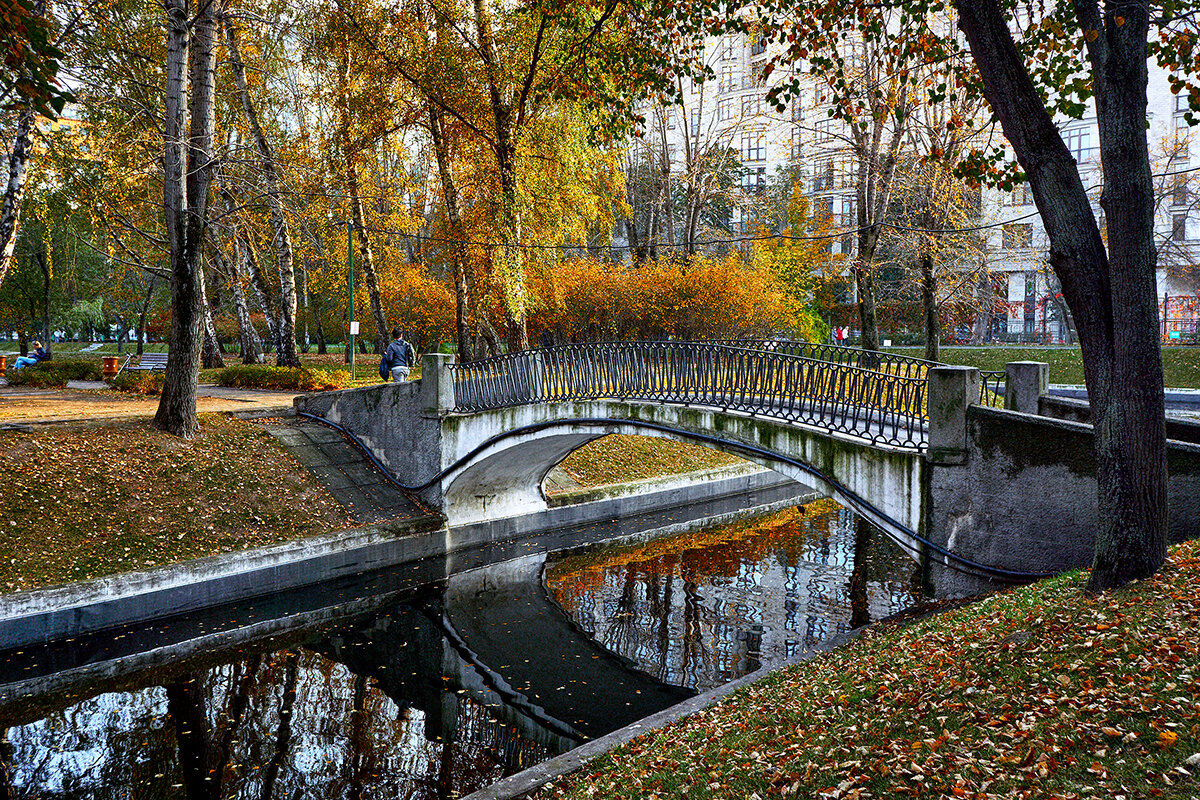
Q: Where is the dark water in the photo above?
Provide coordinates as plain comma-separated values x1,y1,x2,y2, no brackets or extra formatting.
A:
0,499,915,799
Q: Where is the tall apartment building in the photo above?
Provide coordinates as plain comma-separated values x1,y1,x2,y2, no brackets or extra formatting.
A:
650,32,1199,343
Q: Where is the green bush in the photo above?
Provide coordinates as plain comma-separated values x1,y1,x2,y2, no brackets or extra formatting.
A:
109,372,164,395
5,358,103,387
215,364,349,392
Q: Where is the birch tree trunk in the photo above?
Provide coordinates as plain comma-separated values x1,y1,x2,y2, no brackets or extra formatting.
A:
223,17,301,366
211,233,263,363
201,267,225,369
155,0,219,438
0,110,34,287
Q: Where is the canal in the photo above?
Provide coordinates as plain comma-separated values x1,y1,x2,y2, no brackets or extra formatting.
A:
0,498,916,798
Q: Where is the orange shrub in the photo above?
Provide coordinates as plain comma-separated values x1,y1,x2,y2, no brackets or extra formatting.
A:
529,254,812,343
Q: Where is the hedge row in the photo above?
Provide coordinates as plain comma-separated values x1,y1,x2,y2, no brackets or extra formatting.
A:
215,365,350,392
4,359,103,388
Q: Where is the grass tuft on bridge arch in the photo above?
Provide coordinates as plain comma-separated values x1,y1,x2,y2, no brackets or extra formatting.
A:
538,539,1200,800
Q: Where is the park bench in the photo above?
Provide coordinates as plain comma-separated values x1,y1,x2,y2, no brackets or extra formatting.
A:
123,352,169,373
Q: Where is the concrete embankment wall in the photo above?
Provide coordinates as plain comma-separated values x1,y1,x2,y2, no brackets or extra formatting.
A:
927,403,1200,596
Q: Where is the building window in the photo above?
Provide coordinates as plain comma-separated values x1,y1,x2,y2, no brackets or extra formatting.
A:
1173,213,1188,241
1006,184,1032,206
741,132,765,162
690,107,701,131
742,166,767,195
792,101,803,123
1063,128,1090,162
814,119,836,142
841,198,854,254
790,128,802,161
741,95,762,116
1174,176,1189,206
1002,223,1033,250
720,64,738,93
1177,93,1191,113
751,34,768,57
814,159,834,190
718,98,733,121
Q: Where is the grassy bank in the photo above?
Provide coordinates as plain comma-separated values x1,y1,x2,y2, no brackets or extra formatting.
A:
540,541,1200,800
555,435,744,489
0,415,351,592
894,345,1200,388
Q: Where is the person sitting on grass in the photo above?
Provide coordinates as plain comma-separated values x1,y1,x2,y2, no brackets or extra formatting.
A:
11,341,48,370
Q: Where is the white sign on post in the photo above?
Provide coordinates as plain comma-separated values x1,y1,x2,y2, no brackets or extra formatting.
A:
349,321,360,335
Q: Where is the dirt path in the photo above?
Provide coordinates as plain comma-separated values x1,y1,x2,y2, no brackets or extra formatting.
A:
0,385,301,424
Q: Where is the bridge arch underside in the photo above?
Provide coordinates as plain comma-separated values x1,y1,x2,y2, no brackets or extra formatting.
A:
435,401,926,558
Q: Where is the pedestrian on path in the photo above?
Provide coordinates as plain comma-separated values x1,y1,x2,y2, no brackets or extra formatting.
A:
381,328,416,382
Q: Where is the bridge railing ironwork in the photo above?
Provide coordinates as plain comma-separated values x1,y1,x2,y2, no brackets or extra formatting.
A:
447,341,929,450
979,370,1006,408
706,339,937,381
715,338,1010,408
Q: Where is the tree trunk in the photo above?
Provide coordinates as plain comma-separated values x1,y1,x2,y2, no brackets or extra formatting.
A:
348,164,391,353
316,318,326,354
336,47,390,356
921,251,940,362
474,0,528,351
155,0,219,439
212,234,263,363
0,109,34,287
956,0,1167,591
970,269,992,344
854,229,882,355
429,105,473,363
224,17,300,367
36,247,51,357
201,268,224,369
625,218,647,266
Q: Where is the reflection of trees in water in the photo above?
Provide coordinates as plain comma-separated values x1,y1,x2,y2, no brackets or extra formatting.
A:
4,641,550,799
546,503,917,691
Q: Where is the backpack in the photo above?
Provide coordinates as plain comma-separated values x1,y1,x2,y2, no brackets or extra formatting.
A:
379,353,390,380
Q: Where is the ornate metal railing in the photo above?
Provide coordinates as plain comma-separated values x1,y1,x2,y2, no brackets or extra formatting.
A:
706,339,937,381
448,341,929,450
979,370,1006,408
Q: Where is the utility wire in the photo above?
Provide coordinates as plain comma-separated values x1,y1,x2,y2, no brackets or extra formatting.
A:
335,162,1200,251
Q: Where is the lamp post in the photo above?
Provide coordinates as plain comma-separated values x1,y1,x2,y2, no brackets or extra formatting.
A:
347,219,356,382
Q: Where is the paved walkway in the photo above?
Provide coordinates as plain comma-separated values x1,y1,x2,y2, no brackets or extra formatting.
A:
0,382,302,425
263,419,427,524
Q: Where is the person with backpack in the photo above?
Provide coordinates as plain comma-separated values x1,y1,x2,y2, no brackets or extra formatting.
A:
380,328,416,382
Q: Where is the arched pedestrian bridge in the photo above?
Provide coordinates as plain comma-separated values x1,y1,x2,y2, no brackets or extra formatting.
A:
296,341,1200,597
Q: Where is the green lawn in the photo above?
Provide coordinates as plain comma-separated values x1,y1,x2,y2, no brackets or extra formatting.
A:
891,345,1200,388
